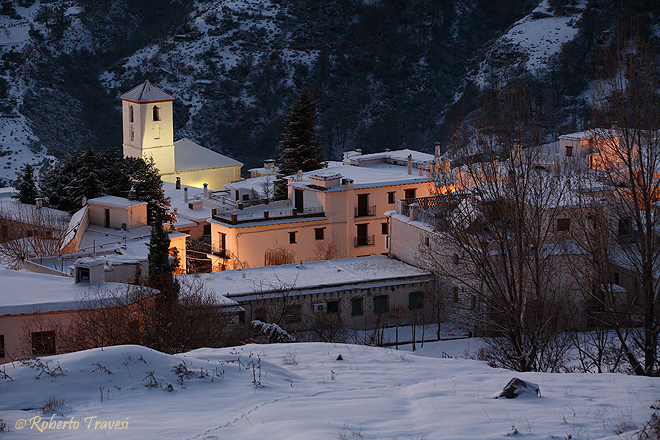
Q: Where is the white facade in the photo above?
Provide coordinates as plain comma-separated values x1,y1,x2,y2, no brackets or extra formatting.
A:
121,81,176,174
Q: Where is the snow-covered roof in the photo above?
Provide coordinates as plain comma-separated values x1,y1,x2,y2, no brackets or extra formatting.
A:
173,138,243,173
120,80,175,103
0,199,70,222
289,163,431,191
87,196,147,209
78,224,152,254
0,269,143,315
348,148,435,166
184,255,432,299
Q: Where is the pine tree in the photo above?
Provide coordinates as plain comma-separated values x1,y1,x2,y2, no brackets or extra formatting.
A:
275,89,324,199
128,157,171,226
12,163,39,204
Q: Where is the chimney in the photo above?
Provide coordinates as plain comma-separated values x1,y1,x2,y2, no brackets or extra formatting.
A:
184,187,188,203
435,141,441,157
176,177,181,190
418,168,424,176
407,154,412,175
356,148,362,155
409,203,419,222
203,183,208,198
35,198,43,209
82,196,87,206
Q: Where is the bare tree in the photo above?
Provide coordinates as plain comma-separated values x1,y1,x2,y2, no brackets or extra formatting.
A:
60,278,237,355
419,78,575,372
0,202,69,268
579,33,660,375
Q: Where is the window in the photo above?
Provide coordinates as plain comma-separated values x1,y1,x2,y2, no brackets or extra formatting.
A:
242,194,249,201
471,295,477,310
557,218,570,232
409,292,424,310
388,191,396,204
404,189,416,199
153,105,160,121
327,301,340,314
76,267,90,283
315,228,325,240
453,253,459,265
289,231,297,244
130,125,134,141
351,298,363,316
356,194,370,217
565,146,573,157
381,222,388,235
0,334,4,358
619,218,631,237
286,305,302,323
218,232,226,253
614,272,620,285
424,236,430,246
129,105,134,122
374,295,389,314
32,331,56,356
453,286,459,303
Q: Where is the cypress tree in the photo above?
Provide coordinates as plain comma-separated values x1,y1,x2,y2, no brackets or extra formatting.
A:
146,212,180,352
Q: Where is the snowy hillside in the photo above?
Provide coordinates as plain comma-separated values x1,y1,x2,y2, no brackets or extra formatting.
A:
0,342,657,439
473,0,586,86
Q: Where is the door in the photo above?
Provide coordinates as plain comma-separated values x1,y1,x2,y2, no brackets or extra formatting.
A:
295,189,304,212
356,223,368,246
357,194,368,217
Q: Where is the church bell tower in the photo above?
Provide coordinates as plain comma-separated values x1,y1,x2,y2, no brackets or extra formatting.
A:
120,81,176,174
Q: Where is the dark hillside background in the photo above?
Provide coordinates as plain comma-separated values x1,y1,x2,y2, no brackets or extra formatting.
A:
11,0,660,169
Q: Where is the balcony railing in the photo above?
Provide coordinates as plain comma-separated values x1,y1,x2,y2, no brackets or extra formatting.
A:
354,205,376,218
354,234,375,247
212,206,324,225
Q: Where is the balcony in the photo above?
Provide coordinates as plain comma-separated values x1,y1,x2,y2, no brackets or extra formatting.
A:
212,206,324,225
354,205,376,218
354,235,375,247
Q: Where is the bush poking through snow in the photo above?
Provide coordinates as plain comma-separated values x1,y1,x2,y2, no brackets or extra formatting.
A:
282,349,299,366
638,401,660,439
251,320,295,343
42,396,65,414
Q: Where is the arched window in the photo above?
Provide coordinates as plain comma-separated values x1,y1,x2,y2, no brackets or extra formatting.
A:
153,105,160,121
129,105,134,122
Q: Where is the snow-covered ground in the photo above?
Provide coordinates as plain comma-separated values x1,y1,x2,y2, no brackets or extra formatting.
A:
0,341,657,439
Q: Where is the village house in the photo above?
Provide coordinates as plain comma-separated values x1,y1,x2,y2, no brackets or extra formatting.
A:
181,255,433,332
26,195,187,281
207,149,440,268
0,264,145,364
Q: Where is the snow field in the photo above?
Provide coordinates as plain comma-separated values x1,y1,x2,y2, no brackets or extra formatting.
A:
0,342,657,439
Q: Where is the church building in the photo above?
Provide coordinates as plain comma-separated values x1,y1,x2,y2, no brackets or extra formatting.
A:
120,81,243,190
